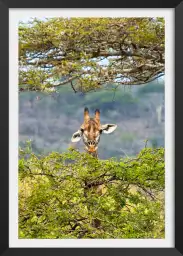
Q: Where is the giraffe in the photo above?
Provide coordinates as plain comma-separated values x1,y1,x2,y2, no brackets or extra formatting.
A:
71,108,117,228
71,107,117,158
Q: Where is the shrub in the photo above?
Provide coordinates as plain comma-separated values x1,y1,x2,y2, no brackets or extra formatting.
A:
19,147,164,239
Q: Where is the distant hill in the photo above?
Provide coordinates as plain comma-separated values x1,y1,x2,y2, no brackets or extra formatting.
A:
19,79,164,159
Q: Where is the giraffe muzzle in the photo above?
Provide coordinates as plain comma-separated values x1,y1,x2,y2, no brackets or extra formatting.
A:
87,140,96,146
85,141,98,153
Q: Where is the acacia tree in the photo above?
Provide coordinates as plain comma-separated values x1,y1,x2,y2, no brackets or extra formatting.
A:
19,17,164,93
19,147,164,239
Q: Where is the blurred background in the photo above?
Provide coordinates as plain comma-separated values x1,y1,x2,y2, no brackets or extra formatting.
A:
19,77,164,159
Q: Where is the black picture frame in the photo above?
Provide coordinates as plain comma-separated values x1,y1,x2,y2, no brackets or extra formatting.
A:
0,0,182,255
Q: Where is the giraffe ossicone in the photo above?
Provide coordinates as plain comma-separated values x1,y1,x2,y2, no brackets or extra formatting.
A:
71,107,117,157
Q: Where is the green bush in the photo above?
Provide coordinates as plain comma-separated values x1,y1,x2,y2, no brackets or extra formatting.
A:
19,147,165,239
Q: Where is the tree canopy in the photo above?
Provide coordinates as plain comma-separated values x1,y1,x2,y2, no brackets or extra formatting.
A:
19,17,165,93
19,145,164,239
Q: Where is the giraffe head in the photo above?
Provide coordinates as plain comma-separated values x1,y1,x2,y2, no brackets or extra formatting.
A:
71,107,117,157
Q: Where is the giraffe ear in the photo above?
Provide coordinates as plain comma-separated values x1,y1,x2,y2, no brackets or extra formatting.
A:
100,124,117,134
71,130,83,142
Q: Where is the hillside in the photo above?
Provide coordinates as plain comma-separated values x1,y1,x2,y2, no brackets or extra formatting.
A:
19,79,164,159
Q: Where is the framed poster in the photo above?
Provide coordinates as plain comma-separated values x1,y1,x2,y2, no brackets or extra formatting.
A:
0,0,181,255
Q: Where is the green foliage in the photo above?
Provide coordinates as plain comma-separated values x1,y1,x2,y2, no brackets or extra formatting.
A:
19,18,164,92
19,146,164,239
